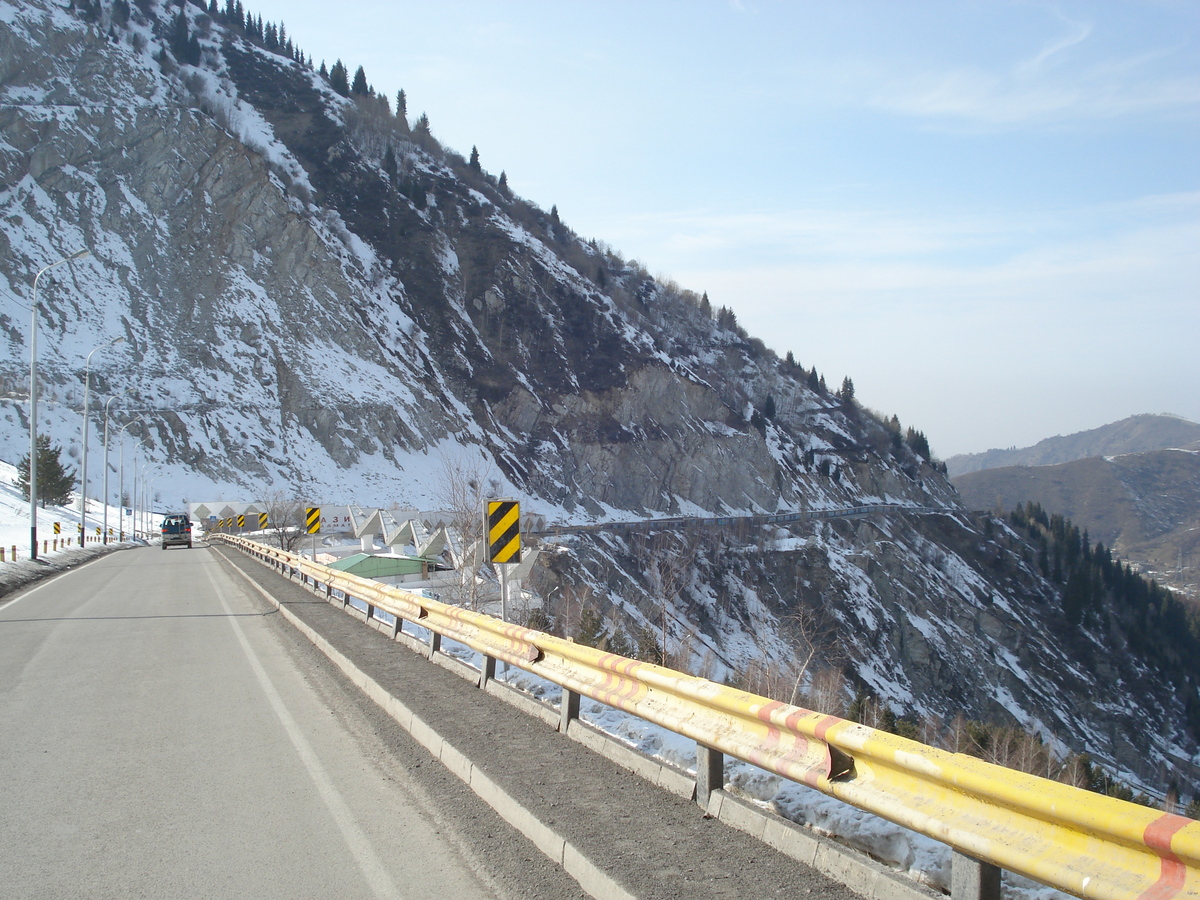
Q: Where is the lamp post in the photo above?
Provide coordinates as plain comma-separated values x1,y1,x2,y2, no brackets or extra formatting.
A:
144,471,160,538
29,249,90,559
101,391,132,543
136,462,154,537
79,336,125,543
116,419,142,541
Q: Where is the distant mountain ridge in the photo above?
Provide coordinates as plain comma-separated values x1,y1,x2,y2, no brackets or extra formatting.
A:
946,414,1200,477
952,445,1200,599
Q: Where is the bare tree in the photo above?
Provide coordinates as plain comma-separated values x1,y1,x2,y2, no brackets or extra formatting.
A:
640,531,698,669
260,491,306,552
437,453,501,609
804,668,847,717
780,601,842,707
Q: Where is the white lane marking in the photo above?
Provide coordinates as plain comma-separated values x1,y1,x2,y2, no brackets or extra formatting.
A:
0,562,95,612
203,565,402,900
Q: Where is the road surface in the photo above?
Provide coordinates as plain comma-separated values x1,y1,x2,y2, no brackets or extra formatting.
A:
0,544,584,899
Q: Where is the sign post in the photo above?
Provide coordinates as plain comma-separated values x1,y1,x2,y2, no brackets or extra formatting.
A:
486,500,521,623
306,507,321,560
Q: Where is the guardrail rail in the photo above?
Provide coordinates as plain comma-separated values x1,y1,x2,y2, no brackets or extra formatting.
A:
215,534,1199,900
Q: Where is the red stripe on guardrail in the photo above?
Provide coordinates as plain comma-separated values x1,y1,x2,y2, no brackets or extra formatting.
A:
591,654,642,709
1137,814,1192,900
748,700,786,772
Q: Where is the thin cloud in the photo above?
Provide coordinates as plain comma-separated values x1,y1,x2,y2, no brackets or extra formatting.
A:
872,60,1199,128
1016,14,1092,75
607,192,1200,310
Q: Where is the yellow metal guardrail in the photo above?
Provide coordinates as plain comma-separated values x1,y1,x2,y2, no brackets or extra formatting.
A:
217,535,1200,899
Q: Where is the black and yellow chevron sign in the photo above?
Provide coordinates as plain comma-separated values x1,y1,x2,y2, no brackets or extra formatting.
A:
487,500,521,564
258,512,268,529
305,507,321,534
53,522,60,535
237,514,245,529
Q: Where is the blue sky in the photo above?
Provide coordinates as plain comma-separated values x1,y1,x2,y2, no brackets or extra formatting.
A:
244,0,1199,457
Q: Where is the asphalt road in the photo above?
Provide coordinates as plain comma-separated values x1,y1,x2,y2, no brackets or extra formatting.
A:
0,544,584,900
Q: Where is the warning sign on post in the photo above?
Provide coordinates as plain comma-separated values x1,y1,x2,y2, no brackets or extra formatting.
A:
306,507,321,534
487,500,521,564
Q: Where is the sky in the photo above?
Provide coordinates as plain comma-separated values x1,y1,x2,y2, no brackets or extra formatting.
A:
242,0,1198,458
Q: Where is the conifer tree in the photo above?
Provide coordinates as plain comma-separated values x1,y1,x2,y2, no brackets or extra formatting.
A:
414,112,430,135
395,89,409,130
497,170,509,196
351,65,369,96
575,608,607,648
469,145,481,172
636,626,664,665
16,434,75,508
168,9,189,59
329,59,349,96
839,376,855,404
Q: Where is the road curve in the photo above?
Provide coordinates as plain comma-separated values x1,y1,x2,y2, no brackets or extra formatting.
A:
0,544,583,899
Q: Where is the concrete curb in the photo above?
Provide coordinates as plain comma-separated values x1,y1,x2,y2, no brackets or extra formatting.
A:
226,559,641,900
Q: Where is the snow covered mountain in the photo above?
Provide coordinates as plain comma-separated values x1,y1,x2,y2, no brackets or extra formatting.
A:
2,0,1196,798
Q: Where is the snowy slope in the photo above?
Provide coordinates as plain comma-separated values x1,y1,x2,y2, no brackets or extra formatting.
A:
1,0,1196,799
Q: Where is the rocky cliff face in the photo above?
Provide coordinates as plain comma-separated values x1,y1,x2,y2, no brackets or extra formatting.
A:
1,0,1195,795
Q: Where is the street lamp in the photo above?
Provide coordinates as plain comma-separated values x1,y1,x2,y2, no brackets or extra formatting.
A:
144,470,161,538
116,420,142,541
101,391,132,543
29,249,90,561
79,336,125,543
136,462,154,537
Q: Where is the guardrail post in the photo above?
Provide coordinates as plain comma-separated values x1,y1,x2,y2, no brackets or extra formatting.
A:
391,615,402,639
695,743,724,808
428,631,441,660
559,687,580,733
952,851,1001,900
479,654,496,689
